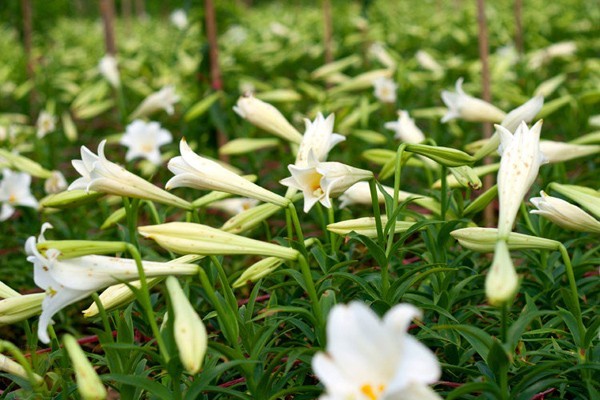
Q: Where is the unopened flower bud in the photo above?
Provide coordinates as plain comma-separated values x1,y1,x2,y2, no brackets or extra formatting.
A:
485,240,519,306
530,191,600,233
63,334,107,400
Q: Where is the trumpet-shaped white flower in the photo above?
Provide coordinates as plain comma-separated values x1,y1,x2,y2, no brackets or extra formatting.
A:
130,85,180,119
170,9,188,30
313,302,441,400
98,55,120,88
373,77,397,104
166,277,207,374
384,110,425,143
295,113,345,167
120,120,173,165
530,191,600,233
281,153,373,212
485,240,519,306
68,140,191,209
441,78,506,123
233,94,303,144
44,171,68,194
496,121,546,237
167,139,289,207
36,111,56,139
0,169,38,221
26,224,199,343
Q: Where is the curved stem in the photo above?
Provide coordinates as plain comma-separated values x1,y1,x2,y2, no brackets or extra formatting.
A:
369,178,384,247
558,244,586,354
0,340,46,391
297,255,324,345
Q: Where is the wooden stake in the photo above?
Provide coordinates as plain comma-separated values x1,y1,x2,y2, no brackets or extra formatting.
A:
122,0,132,32
100,0,117,55
477,0,495,227
134,0,146,18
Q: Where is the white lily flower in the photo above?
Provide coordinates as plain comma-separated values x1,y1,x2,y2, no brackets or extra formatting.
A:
170,9,188,30
68,140,191,209
415,50,443,74
281,153,373,212
295,113,345,167
167,139,289,207
233,93,303,144
130,85,180,119
98,55,120,88
313,302,441,400
0,169,38,221
373,77,397,104
25,224,199,343
485,240,519,306
530,191,600,233
36,111,56,139
120,120,173,165
44,171,68,194
539,141,600,163
441,78,506,123
368,43,396,69
208,197,259,215
166,277,207,374
384,110,425,143
496,120,546,237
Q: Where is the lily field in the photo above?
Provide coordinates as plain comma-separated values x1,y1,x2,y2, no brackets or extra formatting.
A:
0,0,599,399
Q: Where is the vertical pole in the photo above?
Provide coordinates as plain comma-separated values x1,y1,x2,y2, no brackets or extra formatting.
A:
477,0,494,227
100,0,117,56
21,0,36,117
122,0,132,32
204,0,227,160
514,0,523,55
134,0,146,18
322,0,334,65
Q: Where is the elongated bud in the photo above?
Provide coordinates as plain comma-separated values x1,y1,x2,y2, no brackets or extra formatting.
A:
311,54,360,80
448,166,482,189
63,334,107,400
327,217,417,238
329,69,393,94
433,164,498,189
0,353,43,385
219,138,279,156
485,240,519,306
139,222,299,260
221,202,283,234
233,257,284,288
41,190,104,209
451,227,561,252
0,281,20,299
166,277,207,375
0,293,44,325
0,149,53,179
100,207,126,230
37,240,128,259
405,144,475,167
233,94,303,144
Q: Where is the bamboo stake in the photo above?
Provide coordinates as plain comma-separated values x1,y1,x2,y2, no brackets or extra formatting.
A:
477,0,495,227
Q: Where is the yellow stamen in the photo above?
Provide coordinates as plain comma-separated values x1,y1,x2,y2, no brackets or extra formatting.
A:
360,383,385,400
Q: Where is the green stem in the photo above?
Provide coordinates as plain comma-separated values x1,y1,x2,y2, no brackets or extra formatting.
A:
440,165,448,221
125,244,170,364
143,200,162,225
91,293,112,341
369,178,384,247
558,244,586,355
288,203,306,251
386,143,407,256
0,340,46,391
123,198,140,249
519,202,535,234
327,206,338,256
297,255,324,345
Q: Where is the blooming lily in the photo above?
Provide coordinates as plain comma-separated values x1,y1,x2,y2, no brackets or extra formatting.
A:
98,55,120,88
295,113,345,167
312,302,441,400
280,152,373,212
68,140,191,209
120,120,173,165
130,85,180,119
384,110,425,144
166,138,289,207
0,169,38,221
36,111,56,139
372,77,397,104
26,224,199,343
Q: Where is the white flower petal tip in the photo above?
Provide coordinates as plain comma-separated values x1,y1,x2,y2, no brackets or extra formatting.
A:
384,110,425,144
295,113,345,167
312,301,442,399
441,78,506,123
